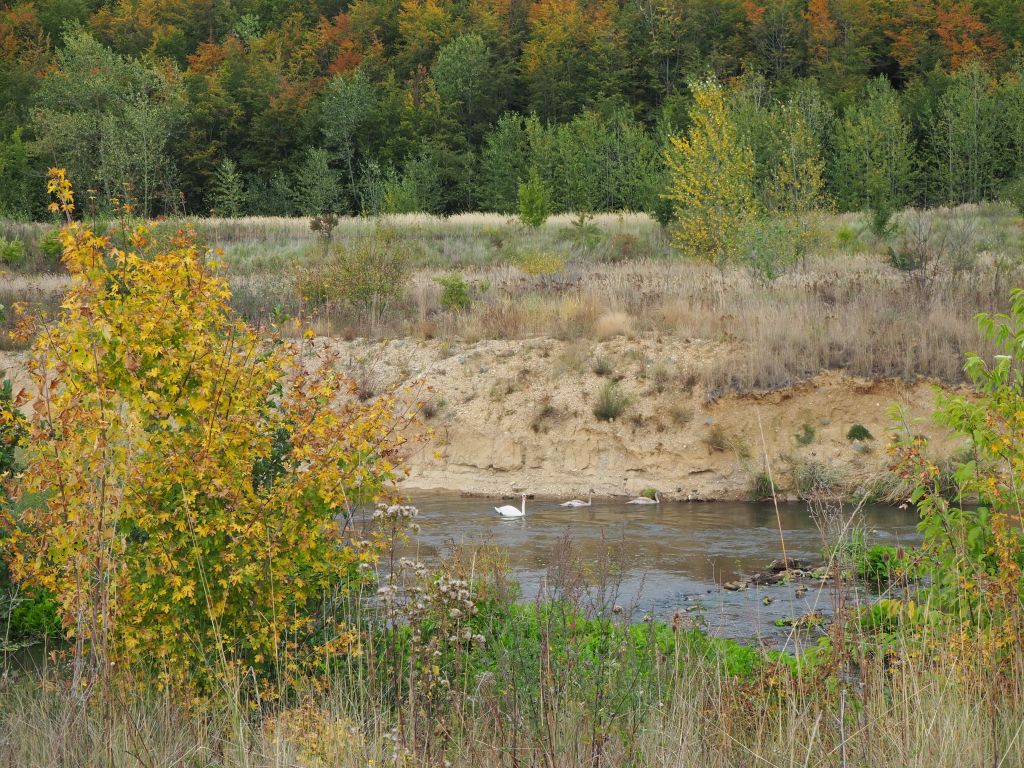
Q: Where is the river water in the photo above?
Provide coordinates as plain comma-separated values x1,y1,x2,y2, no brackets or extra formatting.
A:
394,493,922,648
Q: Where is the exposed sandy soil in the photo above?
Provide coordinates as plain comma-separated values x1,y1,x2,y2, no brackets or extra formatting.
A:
0,334,967,501
310,335,964,500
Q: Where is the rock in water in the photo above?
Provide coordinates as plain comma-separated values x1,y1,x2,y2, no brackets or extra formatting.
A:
768,557,811,573
749,571,785,586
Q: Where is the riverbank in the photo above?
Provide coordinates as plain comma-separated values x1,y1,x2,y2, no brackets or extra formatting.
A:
313,335,964,501
0,334,966,502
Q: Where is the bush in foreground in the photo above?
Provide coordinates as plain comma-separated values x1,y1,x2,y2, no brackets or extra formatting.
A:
1,171,411,691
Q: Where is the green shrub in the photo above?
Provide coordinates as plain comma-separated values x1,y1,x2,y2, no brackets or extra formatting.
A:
751,471,774,500
565,217,603,248
2,581,61,642
436,274,472,312
0,378,26,477
517,168,551,228
793,459,844,498
795,423,816,445
739,217,802,282
1001,176,1024,216
651,188,675,228
594,382,630,421
640,487,658,499
0,237,25,267
382,172,421,214
870,200,896,238
846,423,873,441
40,228,63,261
856,544,908,586
1,378,58,643
298,230,410,325
886,244,921,272
701,424,750,457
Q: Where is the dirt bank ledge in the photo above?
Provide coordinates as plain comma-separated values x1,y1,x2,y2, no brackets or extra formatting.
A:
311,336,963,501
0,335,966,501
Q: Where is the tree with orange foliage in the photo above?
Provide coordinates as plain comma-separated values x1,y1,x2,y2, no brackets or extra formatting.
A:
887,0,1003,76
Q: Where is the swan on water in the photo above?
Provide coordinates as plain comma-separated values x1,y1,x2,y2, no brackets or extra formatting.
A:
626,491,661,505
560,490,593,508
495,493,527,518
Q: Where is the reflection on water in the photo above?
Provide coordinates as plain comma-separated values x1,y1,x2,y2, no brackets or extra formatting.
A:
392,493,921,647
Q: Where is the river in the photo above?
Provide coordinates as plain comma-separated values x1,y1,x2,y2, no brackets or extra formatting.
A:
392,493,921,648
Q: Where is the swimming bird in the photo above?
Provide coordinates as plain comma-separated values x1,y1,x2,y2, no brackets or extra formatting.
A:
495,493,527,519
626,491,661,505
560,490,593,508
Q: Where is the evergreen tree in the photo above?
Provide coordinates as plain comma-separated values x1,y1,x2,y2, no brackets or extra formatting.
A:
0,128,36,218
553,111,609,217
478,113,532,213
294,148,339,216
209,158,245,217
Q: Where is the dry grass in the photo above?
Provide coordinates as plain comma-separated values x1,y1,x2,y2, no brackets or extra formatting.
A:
594,310,634,340
2,630,1021,767
3,205,1020,392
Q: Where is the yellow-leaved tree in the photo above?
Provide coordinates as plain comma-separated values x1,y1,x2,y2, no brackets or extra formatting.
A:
665,78,760,267
3,170,412,692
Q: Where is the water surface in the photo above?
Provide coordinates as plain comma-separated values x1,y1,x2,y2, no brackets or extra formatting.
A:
395,493,921,648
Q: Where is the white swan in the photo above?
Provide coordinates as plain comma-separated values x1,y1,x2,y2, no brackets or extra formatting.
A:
495,493,527,518
626,491,661,505
560,490,593,508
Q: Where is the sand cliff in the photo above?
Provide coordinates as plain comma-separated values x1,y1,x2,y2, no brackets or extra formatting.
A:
1,334,966,501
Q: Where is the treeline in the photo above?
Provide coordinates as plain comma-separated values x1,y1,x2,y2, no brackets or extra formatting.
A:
1,0,1024,218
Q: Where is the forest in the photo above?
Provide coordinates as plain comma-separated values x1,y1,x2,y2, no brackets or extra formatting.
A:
2,0,1024,219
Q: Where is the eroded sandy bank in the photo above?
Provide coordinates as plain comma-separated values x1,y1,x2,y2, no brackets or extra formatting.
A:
0,334,966,501
312,336,963,500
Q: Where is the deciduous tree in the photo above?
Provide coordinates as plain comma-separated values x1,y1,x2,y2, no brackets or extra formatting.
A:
4,172,410,690
665,78,760,266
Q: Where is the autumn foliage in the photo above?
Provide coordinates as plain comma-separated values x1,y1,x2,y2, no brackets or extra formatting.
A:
665,79,760,267
2,170,411,690
3,0,1024,218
